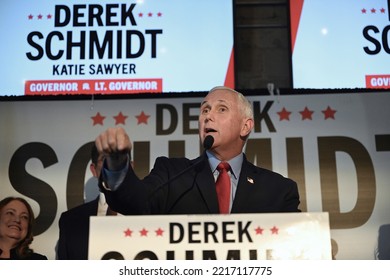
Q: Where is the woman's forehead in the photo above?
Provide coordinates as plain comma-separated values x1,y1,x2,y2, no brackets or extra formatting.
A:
3,200,28,213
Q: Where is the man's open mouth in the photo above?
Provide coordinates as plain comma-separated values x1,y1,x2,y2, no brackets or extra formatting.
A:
205,128,217,133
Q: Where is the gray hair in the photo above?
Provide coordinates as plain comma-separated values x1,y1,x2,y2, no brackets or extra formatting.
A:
208,86,254,119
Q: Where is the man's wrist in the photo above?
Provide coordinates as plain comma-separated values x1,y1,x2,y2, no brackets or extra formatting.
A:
100,155,130,192
106,152,130,171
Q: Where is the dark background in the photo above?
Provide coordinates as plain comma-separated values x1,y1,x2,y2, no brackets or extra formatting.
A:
234,0,293,90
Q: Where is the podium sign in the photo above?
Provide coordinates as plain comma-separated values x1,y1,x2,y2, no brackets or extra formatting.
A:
89,212,332,260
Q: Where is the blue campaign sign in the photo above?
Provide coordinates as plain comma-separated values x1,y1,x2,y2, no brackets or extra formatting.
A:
0,0,234,95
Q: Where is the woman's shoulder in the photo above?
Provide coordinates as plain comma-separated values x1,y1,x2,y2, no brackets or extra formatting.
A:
26,252,48,260
7,249,48,260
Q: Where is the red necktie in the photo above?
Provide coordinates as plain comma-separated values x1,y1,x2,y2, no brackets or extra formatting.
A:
216,162,231,214
106,206,117,216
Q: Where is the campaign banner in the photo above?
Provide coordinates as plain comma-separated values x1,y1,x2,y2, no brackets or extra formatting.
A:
24,78,163,95
88,213,332,260
290,0,390,89
0,91,389,260
0,0,234,95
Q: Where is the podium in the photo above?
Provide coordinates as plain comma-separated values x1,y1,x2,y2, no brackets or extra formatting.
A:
88,212,332,260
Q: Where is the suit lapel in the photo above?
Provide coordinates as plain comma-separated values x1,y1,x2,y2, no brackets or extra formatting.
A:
231,158,262,213
192,157,219,213
90,197,100,215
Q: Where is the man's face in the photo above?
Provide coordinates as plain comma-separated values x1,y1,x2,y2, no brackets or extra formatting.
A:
199,89,247,157
90,154,104,178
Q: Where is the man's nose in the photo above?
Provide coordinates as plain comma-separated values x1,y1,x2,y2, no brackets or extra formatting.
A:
205,110,215,121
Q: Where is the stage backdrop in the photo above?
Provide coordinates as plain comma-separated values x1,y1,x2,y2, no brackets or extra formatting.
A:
289,0,390,89
0,91,389,260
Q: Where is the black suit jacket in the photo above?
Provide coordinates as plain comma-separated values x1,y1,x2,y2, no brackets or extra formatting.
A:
3,248,48,260
102,154,300,215
57,197,99,260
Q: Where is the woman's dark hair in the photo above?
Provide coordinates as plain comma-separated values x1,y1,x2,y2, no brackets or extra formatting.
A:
0,196,35,258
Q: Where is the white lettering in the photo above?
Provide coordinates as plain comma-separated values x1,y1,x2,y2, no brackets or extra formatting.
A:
108,81,157,91
370,77,390,87
30,82,78,92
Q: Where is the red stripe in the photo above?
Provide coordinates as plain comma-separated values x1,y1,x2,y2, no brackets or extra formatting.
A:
24,78,163,95
224,47,235,88
290,0,304,54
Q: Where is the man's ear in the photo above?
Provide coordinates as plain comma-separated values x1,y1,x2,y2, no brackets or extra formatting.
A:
241,118,254,138
90,163,97,177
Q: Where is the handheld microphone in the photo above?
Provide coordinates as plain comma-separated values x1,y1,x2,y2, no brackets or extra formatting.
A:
149,135,214,212
203,135,214,150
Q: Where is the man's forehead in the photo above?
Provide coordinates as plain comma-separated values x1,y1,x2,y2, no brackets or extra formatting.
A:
202,90,236,104
201,98,230,106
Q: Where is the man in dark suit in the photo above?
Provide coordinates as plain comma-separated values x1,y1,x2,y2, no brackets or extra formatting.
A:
96,86,300,215
57,197,99,260
57,145,113,260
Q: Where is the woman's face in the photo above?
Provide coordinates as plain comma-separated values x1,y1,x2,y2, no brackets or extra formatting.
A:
0,200,29,244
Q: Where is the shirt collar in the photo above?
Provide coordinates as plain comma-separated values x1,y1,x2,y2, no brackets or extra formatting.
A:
98,192,107,206
206,151,243,179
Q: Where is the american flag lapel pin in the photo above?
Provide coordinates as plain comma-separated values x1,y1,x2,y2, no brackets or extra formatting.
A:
247,177,254,184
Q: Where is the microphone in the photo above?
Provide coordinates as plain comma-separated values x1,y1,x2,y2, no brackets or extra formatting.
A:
192,135,214,172
203,135,214,150
149,135,214,212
